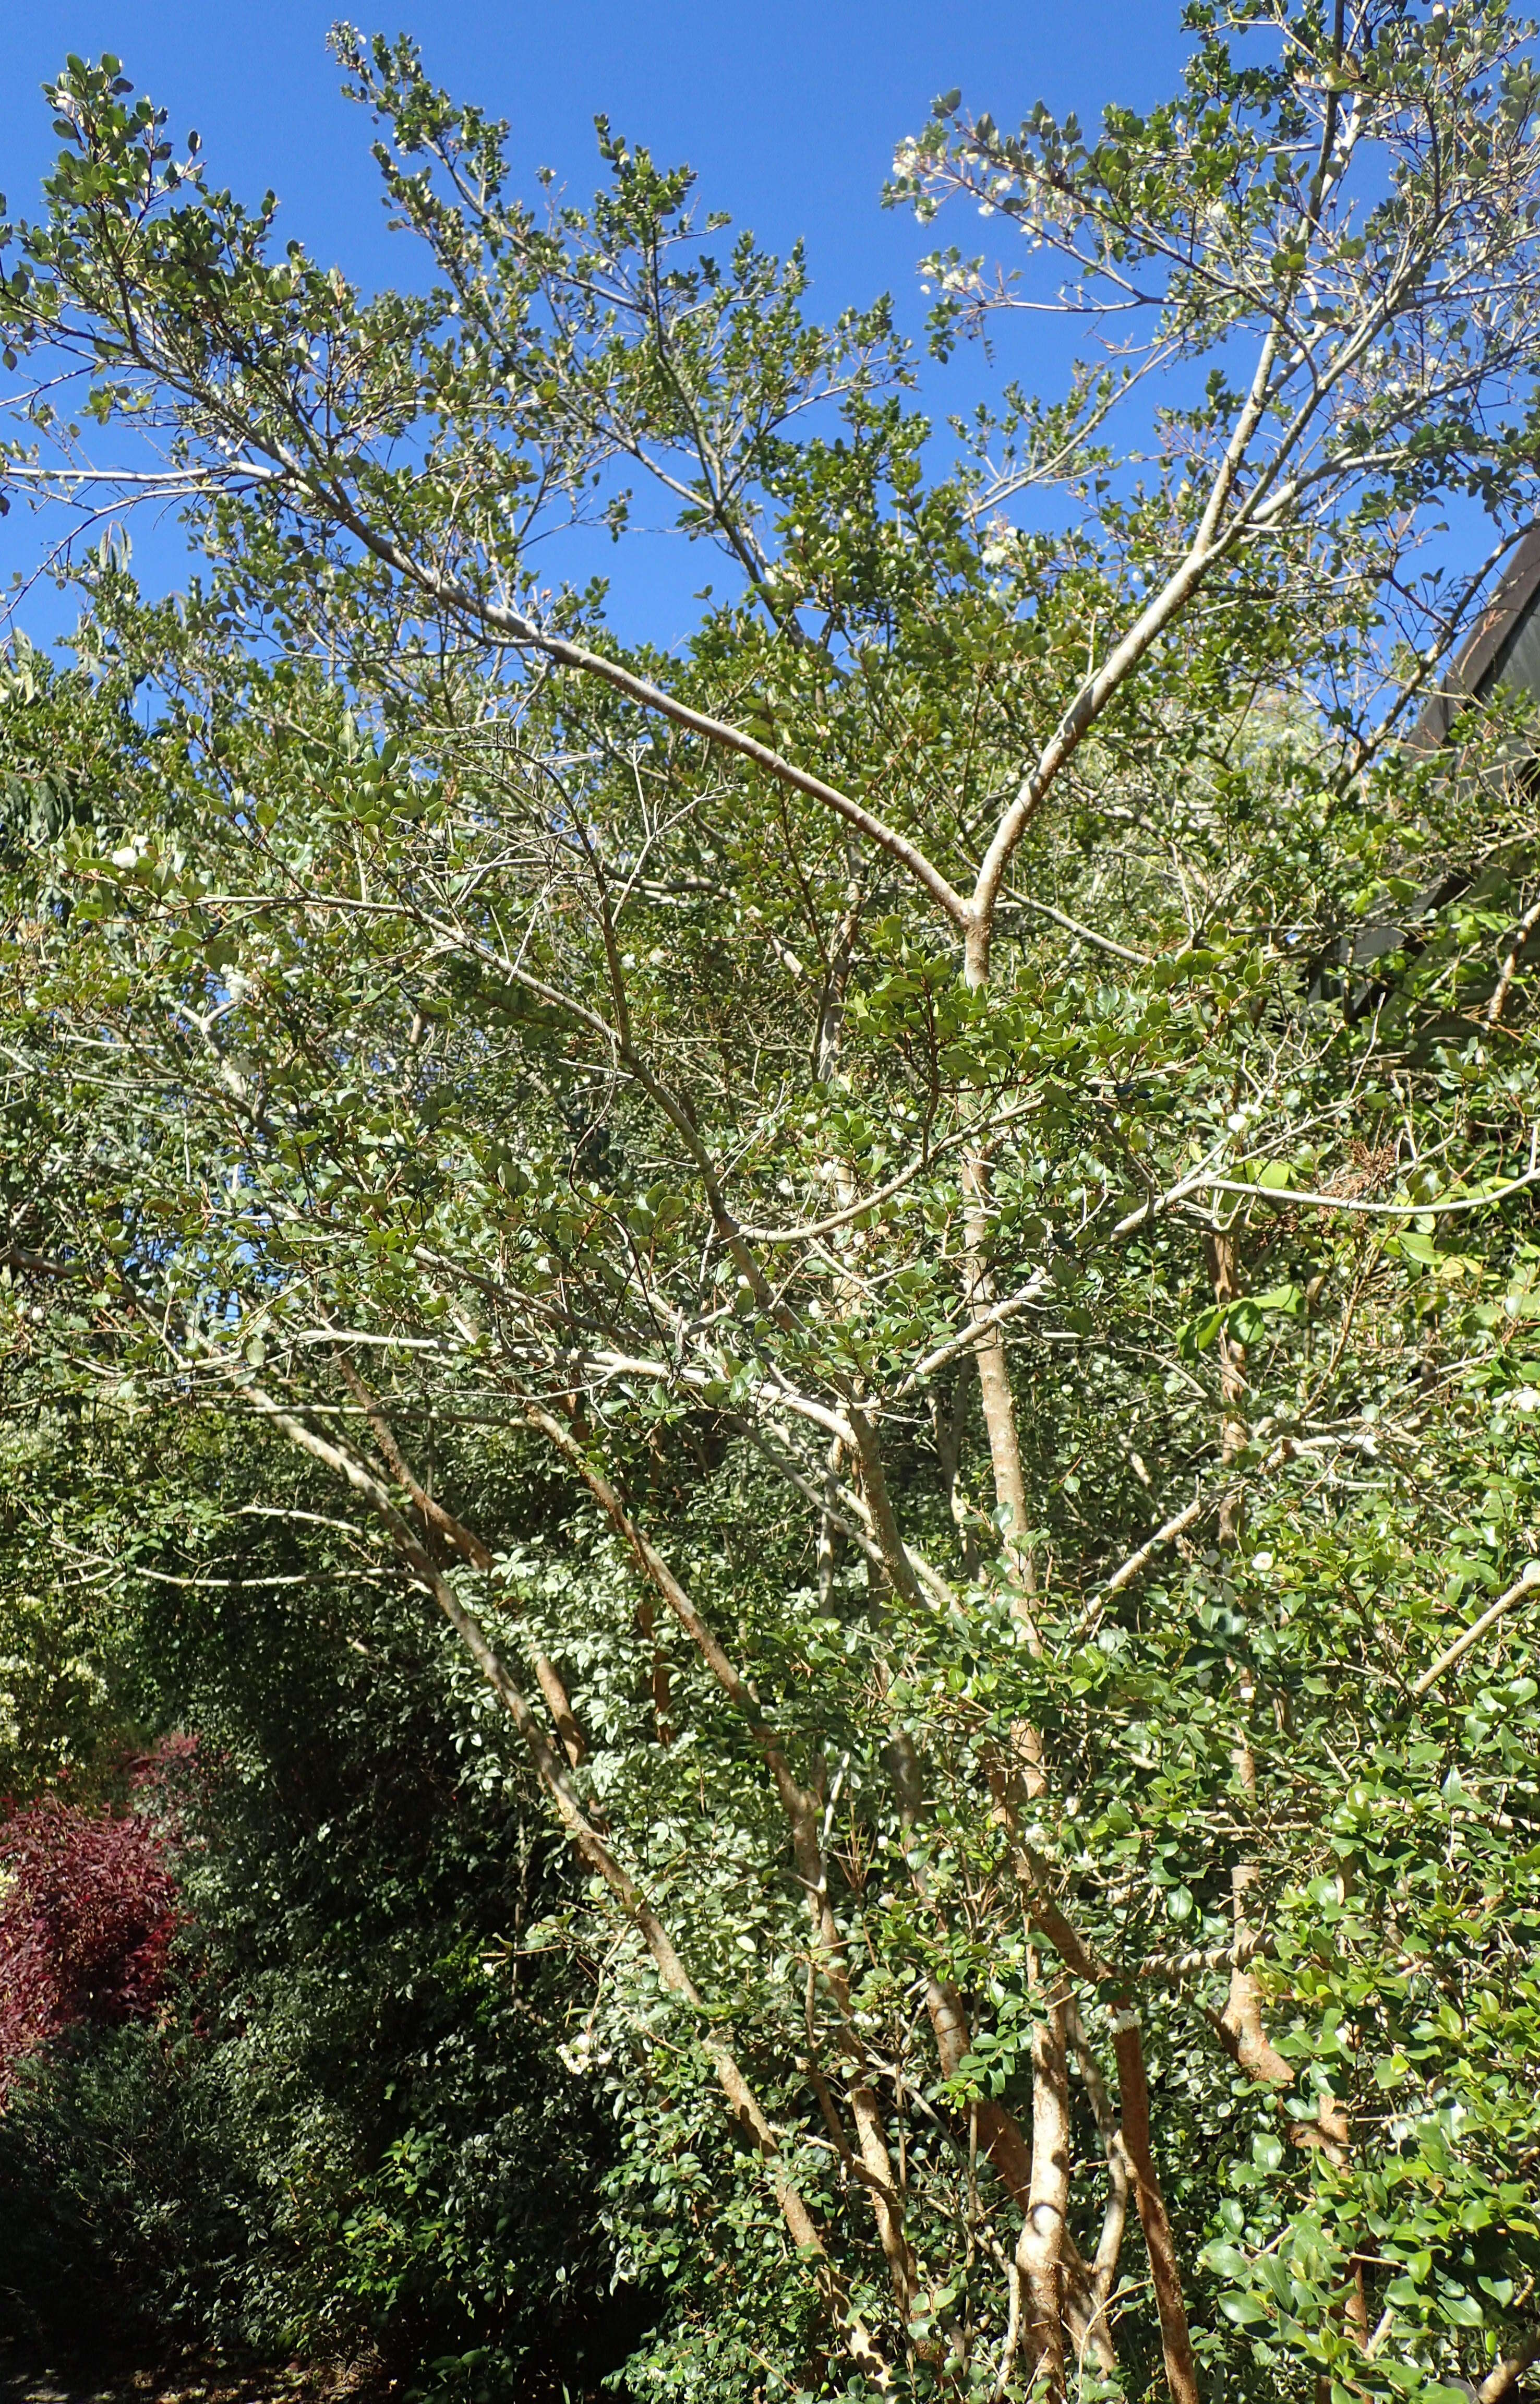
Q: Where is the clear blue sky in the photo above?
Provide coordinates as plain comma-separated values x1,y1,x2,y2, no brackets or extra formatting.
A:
0,2,1197,646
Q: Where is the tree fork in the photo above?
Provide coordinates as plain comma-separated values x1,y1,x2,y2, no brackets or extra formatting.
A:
1004,1833,1201,2404
926,1977,1117,2376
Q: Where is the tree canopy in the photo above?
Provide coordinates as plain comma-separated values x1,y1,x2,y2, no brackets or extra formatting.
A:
4,6,1540,2399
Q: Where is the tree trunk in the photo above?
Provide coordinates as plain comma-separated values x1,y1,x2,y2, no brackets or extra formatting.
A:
1111,2016,1202,2404
1017,1988,1071,2400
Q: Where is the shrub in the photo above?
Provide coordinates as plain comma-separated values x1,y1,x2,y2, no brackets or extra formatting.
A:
0,1786,179,2096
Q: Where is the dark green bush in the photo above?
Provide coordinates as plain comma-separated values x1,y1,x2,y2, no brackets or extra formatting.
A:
0,1522,646,2398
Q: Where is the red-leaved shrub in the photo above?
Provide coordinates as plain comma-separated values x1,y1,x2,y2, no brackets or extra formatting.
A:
0,1789,180,2098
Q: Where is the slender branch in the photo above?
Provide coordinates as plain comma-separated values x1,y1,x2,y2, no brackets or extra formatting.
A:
997,1829,1200,2404
1095,1497,1206,1601
1007,894,1150,965
737,1101,1041,1246
1488,898,1540,1029
894,1271,1053,1394
523,1396,916,2302
334,1355,587,1767
234,1375,857,2314
1412,1562,1540,1699
302,484,974,929
1197,1136,1540,1219
1065,1998,1130,2343
967,323,1282,953
1478,2331,1540,2404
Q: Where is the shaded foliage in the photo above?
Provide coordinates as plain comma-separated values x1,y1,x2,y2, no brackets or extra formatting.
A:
0,1782,179,2094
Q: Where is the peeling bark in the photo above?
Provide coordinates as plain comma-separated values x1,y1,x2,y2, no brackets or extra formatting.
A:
1002,1838,1201,2404
1220,1856,1293,2086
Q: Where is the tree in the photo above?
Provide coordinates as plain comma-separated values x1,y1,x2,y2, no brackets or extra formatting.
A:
4,4,1540,2394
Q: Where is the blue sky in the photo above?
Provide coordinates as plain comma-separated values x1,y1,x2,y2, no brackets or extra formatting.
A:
0,1,1198,646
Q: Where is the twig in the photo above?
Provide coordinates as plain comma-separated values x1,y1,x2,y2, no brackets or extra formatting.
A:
1006,893,1150,965
1096,1497,1206,1601
1194,1131,1540,1220
1412,1562,1540,1698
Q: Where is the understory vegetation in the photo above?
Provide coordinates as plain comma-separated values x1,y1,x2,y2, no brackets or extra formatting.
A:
4,5,1540,2399
0,1414,631,2393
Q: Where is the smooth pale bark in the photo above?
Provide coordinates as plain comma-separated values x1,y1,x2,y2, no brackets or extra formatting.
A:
961,1148,1037,1614
222,297,1312,2394
927,1979,1118,2375
260,212,1304,2404
958,919,1041,1638
816,1433,843,1611
1017,1992,1071,2400
1009,1849,1202,2404
1486,895,1540,1027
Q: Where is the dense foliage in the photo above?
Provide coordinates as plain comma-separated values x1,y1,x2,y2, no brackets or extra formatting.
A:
3,4,1540,2399
0,1408,630,2389
0,1775,180,2094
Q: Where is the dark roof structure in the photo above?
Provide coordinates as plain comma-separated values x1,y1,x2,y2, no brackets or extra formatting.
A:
1412,527,1540,751
1304,534,1540,1023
